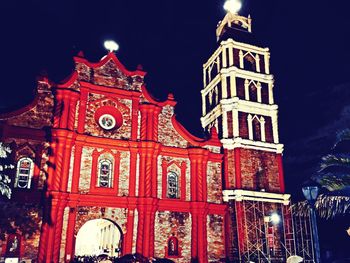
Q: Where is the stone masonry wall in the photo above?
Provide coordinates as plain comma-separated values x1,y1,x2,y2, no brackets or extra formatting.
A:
207,161,222,204
3,80,54,129
118,151,130,196
207,214,225,262
75,206,128,235
78,146,94,193
158,105,188,148
240,149,280,192
226,150,236,189
85,93,132,140
154,211,191,262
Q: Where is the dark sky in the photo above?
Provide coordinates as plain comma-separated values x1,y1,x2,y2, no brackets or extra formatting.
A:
1,0,350,257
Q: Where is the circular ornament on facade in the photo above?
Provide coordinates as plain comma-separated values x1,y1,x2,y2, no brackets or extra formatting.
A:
95,106,123,131
98,114,116,130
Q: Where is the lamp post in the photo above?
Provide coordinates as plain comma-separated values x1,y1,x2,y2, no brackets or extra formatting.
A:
302,186,321,263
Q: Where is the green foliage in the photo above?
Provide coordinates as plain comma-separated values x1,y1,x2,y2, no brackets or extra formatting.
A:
301,129,350,218
294,195,350,219
0,142,13,199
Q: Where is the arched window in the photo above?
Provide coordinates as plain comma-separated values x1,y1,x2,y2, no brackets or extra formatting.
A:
15,157,34,189
167,172,179,199
167,236,179,256
98,159,113,188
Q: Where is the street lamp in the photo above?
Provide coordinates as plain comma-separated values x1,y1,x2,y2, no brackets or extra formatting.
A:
302,186,321,263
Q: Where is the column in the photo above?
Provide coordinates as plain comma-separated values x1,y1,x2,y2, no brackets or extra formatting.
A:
71,144,83,193
257,82,262,103
247,114,253,140
268,81,274,104
264,52,270,74
271,112,279,144
260,117,266,142
244,79,250,101
255,54,260,73
65,206,77,262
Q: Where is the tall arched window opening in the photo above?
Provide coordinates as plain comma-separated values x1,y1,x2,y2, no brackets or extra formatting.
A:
15,157,34,189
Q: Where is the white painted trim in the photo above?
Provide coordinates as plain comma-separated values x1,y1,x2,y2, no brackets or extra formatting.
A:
222,110,228,138
220,38,269,55
220,137,284,153
255,54,260,73
247,114,253,140
260,116,266,142
201,74,221,96
201,97,278,127
223,189,290,205
257,82,262,103
229,74,236,97
264,52,270,74
268,81,274,105
221,66,274,83
244,79,250,100
239,50,244,68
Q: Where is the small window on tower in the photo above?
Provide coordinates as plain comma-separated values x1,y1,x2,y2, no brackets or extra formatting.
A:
15,157,34,189
98,159,113,188
167,172,179,199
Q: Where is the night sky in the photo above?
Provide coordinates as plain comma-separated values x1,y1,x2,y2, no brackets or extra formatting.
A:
1,0,350,258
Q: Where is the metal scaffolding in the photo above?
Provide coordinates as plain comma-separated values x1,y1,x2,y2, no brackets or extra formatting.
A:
223,190,315,263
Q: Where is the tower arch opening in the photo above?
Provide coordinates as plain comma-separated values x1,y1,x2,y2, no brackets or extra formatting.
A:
75,218,123,258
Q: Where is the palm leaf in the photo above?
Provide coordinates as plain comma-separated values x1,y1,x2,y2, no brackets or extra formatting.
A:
293,194,350,219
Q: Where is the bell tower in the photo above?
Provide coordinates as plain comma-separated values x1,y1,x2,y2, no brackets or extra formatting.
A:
201,2,296,262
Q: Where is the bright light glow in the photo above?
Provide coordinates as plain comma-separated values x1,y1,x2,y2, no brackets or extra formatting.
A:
223,0,242,14
270,213,281,224
104,40,119,52
346,227,350,236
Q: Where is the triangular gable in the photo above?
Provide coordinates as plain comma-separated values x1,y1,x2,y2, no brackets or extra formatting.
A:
70,52,146,91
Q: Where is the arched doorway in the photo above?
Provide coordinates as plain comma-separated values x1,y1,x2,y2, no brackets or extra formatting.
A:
75,219,123,257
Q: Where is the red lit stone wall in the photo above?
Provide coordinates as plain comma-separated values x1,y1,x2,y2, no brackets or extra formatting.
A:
119,151,130,196
75,59,143,91
207,214,225,262
158,105,188,148
226,150,236,189
207,161,222,203
154,211,191,262
85,93,133,140
157,155,191,200
75,206,128,235
78,146,94,193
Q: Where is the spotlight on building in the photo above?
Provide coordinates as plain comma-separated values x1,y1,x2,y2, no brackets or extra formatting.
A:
223,0,242,14
104,40,119,52
270,213,281,225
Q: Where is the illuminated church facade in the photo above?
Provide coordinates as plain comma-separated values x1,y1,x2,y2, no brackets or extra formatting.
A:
0,8,314,263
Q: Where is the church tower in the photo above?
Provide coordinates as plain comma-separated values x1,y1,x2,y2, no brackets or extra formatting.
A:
201,3,295,262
